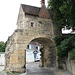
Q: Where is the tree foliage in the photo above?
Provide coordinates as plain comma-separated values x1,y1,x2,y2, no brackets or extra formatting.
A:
48,0,75,61
70,49,75,60
54,35,75,59
0,41,6,52
48,0,75,31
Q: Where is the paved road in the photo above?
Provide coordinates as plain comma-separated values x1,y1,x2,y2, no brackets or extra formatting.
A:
0,63,72,75
26,62,55,75
24,62,72,75
0,66,7,75
0,66,4,71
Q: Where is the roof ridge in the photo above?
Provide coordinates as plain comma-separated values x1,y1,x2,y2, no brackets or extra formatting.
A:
21,4,41,9
21,4,41,16
20,4,54,19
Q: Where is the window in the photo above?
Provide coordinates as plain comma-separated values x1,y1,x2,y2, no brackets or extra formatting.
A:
31,22,34,27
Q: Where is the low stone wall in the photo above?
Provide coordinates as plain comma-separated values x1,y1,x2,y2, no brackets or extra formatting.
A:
58,52,75,75
66,60,75,75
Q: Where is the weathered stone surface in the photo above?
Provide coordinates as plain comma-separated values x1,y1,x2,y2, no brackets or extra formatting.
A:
58,52,75,75
5,4,57,72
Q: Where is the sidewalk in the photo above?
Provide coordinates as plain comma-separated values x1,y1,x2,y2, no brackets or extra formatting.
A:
0,66,7,75
0,71,7,75
54,69,72,75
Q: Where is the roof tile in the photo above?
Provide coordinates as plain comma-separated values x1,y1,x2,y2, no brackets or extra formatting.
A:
21,4,40,16
21,4,54,19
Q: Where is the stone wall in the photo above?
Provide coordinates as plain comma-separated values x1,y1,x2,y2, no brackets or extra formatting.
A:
5,29,56,72
5,6,56,72
66,52,75,75
5,30,26,72
17,6,24,29
66,60,75,75
31,38,56,68
17,6,55,39
58,52,75,75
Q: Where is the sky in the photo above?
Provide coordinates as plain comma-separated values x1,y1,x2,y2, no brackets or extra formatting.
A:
0,0,48,42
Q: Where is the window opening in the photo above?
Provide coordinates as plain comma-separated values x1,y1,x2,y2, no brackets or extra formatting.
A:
31,22,34,27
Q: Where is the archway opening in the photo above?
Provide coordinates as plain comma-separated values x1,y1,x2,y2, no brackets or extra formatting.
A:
26,42,41,63
26,37,56,69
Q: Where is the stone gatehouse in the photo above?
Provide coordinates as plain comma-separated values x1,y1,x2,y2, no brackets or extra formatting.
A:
5,0,57,72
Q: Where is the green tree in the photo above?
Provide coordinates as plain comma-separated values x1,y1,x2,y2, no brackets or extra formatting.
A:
70,49,75,60
0,41,6,52
48,0,75,31
55,35,75,59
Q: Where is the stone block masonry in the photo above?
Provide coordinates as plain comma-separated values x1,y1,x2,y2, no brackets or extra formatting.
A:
5,4,57,72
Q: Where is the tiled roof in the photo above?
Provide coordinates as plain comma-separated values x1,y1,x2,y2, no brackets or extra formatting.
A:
21,4,40,16
21,4,54,18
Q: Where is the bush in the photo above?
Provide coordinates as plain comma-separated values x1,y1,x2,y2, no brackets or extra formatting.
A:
55,35,75,59
70,49,75,60
0,41,6,52
57,39,69,58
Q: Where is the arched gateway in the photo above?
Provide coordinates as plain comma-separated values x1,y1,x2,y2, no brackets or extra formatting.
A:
5,0,56,72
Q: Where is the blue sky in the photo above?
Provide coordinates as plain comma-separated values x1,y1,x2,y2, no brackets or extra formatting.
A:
0,0,48,42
